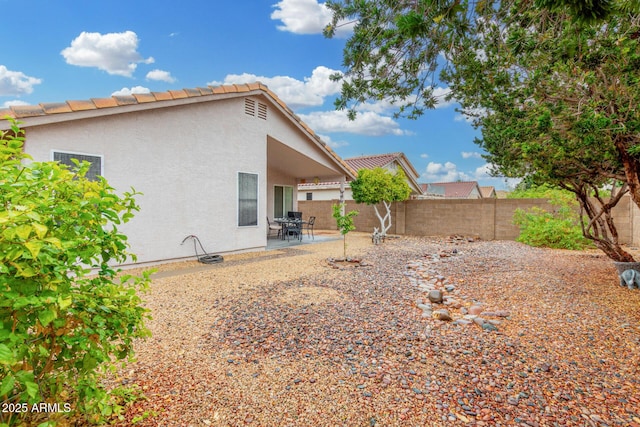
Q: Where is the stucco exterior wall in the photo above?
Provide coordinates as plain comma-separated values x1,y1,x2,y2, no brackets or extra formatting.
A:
23,98,268,265
299,187,351,201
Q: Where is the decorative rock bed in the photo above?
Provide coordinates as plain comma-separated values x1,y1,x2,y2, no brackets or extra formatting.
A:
405,239,512,332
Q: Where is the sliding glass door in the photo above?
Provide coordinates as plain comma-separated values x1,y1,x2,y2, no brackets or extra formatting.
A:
274,185,293,218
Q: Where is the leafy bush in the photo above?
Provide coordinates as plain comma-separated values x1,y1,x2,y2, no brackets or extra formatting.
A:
0,118,152,426
509,184,592,250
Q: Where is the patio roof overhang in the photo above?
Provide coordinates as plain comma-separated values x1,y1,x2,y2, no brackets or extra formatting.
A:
267,136,354,183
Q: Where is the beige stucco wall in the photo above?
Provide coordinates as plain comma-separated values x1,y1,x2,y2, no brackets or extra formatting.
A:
23,97,270,265
299,186,352,201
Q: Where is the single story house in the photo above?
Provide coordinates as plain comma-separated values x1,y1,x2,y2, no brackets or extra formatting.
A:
480,186,497,198
297,152,423,201
0,83,355,266
418,181,484,199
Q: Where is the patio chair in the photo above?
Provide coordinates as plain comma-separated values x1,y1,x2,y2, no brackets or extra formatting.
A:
285,220,302,241
287,211,302,220
303,216,316,240
266,217,282,239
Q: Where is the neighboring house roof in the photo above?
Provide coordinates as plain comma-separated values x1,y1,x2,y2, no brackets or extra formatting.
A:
0,82,356,180
480,186,497,198
299,152,423,195
345,152,417,177
420,181,483,199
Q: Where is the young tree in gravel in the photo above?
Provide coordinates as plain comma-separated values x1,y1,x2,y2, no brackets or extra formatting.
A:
0,118,152,426
349,167,411,238
332,202,358,259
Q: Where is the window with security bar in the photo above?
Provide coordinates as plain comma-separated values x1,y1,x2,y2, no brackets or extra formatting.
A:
53,151,103,181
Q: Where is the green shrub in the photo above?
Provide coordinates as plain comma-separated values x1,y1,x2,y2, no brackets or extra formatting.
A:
0,118,152,426
510,184,592,250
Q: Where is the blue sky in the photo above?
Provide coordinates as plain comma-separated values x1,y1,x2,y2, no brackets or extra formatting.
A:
1,0,515,190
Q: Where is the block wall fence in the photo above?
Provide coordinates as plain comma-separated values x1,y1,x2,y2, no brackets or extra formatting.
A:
299,196,640,245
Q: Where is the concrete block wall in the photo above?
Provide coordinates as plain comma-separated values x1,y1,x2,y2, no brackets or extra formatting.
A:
299,196,637,243
404,199,497,239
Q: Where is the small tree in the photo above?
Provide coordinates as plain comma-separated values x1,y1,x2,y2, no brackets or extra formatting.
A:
0,118,151,426
349,167,411,238
332,202,358,259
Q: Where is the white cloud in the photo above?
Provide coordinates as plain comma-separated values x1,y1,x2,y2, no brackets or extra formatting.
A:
299,109,409,136
271,0,353,37
461,151,483,159
317,133,349,148
420,153,429,159
421,161,471,182
111,86,150,96
2,99,29,108
209,66,410,136
432,86,456,109
421,160,521,190
0,65,42,96
474,163,521,189
146,69,176,83
61,31,154,77
208,66,342,108
455,106,487,123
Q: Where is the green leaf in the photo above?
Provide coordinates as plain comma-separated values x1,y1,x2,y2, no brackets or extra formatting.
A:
0,344,14,364
24,380,39,399
25,240,43,258
0,374,15,396
82,354,98,372
32,222,48,238
58,295,73,310
38,309,57,327
15,224,32,240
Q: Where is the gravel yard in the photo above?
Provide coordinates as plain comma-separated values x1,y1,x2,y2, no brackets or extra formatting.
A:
113,232,640,426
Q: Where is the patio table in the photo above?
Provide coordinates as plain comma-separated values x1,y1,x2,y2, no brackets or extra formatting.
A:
274,218,307,241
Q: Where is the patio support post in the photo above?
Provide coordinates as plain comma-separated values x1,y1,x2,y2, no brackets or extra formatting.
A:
340,176,346,215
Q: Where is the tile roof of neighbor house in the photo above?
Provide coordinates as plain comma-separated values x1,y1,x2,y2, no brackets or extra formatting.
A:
298,152,423,195
421,181,482,198
345,152,419,179
480,186,496,198
0,83,356,179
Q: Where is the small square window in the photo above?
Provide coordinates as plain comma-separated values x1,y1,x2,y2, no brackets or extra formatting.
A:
306,192,313,201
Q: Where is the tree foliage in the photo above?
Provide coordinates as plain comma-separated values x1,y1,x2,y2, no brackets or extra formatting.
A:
325,0,640,261
444,4,640,260
349,167,411,236
0,118,151,426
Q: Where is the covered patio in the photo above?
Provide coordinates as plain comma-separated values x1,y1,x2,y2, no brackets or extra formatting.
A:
265,134,354,223
265,229,342,250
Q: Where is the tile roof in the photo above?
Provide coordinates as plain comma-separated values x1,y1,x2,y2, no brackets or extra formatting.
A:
0,83,356,179
479,186,496,198
0,82,270,120
421,181,482,198
345,153,403,172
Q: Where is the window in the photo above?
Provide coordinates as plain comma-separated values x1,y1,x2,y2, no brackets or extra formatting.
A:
53,151,103,181
306,192,313,201
238,172,258,226
274,185,293,218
